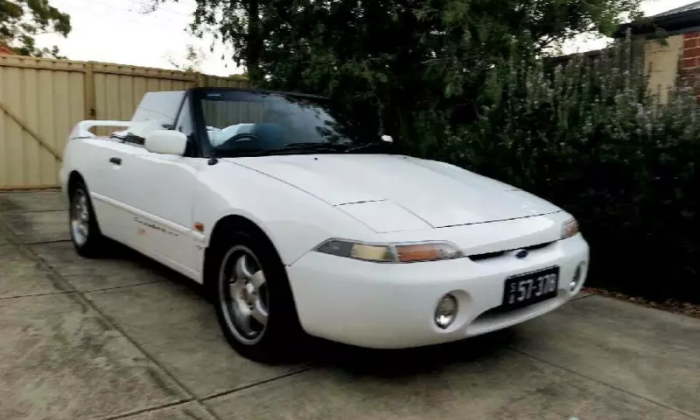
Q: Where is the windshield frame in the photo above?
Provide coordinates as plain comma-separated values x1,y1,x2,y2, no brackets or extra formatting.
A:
190,87,393,158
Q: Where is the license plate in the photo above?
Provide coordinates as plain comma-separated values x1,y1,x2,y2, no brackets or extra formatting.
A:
502,266,559,310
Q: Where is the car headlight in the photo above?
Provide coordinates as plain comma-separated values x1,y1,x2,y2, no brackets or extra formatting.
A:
315,240,463,263
561,218,580,239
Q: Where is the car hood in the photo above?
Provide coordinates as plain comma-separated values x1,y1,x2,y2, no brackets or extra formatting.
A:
226,154,561,229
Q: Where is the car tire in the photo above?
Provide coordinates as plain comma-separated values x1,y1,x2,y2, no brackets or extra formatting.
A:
210,229,303,364
69,181,107,258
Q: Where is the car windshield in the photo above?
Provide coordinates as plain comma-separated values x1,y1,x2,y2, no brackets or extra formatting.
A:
195,90,393,157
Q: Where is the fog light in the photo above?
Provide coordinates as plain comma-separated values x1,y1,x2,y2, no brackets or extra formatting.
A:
569,263,585,291
435,294,458,329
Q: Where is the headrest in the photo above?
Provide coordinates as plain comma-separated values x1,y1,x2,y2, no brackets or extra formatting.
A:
209,123,255,147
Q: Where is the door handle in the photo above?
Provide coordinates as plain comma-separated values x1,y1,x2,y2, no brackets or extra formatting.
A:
109,157,122,165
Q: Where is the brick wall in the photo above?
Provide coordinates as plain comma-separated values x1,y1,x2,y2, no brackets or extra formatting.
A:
0,45,16,55
682,32,700,100
683,32,700,68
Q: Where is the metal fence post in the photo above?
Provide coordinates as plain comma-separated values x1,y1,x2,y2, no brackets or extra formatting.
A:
84,62,96,119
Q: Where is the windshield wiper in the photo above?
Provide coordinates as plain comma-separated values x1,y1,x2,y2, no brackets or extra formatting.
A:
343,142,390,153
253,142,345,156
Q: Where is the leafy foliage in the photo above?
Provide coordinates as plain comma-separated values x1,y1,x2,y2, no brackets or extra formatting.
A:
166,44,204,73
0,0,71,58
253,1,638,146
155,0,642,125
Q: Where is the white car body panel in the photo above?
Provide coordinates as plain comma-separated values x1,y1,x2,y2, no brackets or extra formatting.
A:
101,143,201,277
62,135,203,279
60,90,589,350
289,233,588,348
193,159,382,266
230,154,560,228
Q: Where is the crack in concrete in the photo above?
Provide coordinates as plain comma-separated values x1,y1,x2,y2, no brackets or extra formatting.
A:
507,347,700,420
0,290,73,301
21,239,72,245
0,209,69,214
200,365,317,402
79,279,165,294
96,399,195,420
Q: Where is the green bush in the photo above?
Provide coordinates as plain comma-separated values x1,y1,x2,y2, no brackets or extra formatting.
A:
427,39,700,302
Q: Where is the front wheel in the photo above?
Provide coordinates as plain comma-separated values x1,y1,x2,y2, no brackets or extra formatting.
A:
211,230,303,363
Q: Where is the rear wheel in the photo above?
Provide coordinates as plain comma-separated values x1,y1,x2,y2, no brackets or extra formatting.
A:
69,182,107,257
210,229,303,363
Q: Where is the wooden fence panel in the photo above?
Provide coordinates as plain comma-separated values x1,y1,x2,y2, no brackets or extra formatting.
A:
0,55,250,189
0,56,86,189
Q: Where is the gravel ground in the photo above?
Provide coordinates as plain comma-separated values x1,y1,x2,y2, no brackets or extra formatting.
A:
584,287,700,320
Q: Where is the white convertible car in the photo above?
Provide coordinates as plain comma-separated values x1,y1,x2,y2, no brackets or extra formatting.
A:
60,87,589,362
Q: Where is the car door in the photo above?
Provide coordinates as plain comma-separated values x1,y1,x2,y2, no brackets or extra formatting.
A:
81,137,139,246
115,96,204,279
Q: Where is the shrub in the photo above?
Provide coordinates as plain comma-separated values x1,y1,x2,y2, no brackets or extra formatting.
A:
428,38,700,302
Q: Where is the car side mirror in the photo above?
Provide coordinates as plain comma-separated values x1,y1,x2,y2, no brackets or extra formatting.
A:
381,134,393,143
145,130,188,156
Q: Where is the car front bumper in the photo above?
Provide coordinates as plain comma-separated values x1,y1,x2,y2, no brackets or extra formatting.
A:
287,234,589,349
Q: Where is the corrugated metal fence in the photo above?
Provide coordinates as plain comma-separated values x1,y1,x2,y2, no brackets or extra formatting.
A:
0,55,250,190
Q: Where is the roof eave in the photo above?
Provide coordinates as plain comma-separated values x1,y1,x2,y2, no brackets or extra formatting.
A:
613,10,700,38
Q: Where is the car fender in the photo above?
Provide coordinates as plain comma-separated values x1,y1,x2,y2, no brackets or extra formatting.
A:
194,160,382,266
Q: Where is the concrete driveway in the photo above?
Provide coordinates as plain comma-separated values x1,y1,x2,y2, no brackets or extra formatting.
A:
1,190,698,420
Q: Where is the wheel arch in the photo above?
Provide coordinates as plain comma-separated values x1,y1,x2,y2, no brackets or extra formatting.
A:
204,212,306,361
203,214,285,289
67,170,86,197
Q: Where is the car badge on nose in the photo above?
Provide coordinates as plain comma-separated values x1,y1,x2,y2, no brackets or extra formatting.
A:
515,249,529,259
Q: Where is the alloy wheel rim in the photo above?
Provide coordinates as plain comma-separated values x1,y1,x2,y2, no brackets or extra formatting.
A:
218,245,269,345
70,189,90,246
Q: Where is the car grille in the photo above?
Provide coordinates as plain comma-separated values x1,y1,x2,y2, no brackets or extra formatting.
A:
467,241,554,262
